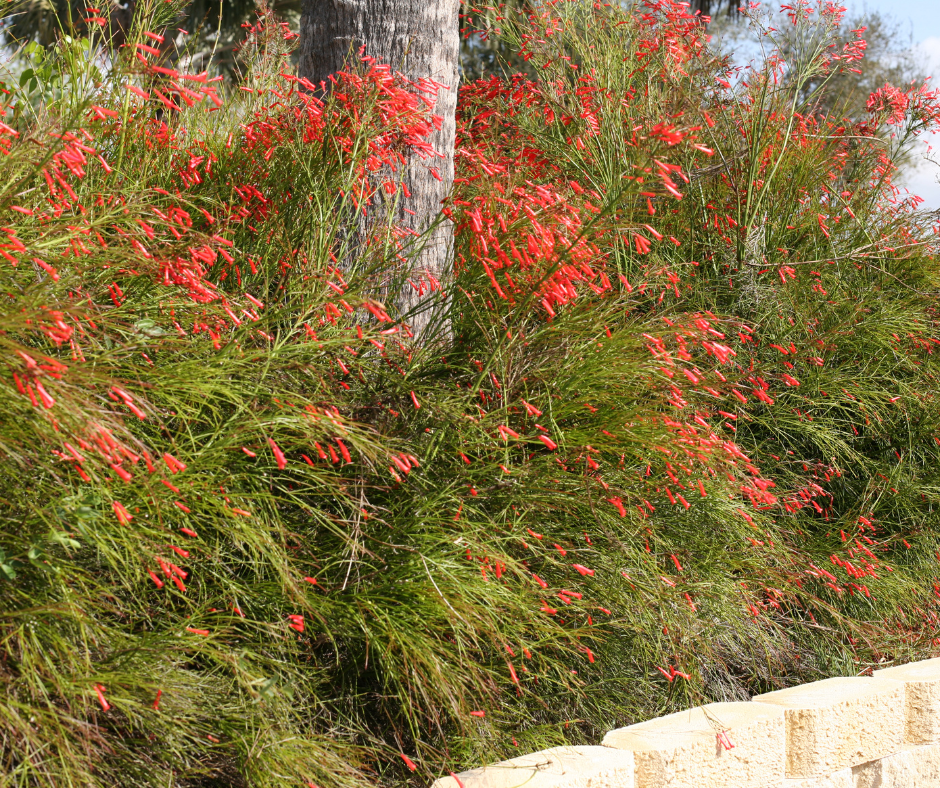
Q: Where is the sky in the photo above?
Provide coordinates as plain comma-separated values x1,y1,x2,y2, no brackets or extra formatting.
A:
852,0,940,43
842,0,940,209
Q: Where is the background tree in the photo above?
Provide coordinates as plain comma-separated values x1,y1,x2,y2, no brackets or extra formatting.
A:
708,6,925,173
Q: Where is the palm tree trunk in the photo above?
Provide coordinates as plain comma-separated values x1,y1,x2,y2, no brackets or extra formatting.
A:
298,0,460,338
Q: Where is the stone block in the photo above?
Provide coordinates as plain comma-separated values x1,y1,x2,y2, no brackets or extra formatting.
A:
782,769,852,788
753,676,905,777
601,701,785,788
874,657,940,745
431,745,634,788
853,743,940,788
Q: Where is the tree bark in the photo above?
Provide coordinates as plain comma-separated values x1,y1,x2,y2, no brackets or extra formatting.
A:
298,0,460,338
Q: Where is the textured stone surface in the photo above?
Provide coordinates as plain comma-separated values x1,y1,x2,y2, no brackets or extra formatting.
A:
430,745,635,788
782,768,853,788
874,657,940,745
853,743,940,788
753,677,905,777
601,701,785,788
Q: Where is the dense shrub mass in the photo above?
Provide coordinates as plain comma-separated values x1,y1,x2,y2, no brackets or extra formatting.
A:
2,0,940,785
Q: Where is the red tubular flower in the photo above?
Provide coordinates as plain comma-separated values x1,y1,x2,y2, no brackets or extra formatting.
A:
268,438,287,469
94,683,110,711
866,83,909,125
112,500,133,525
112,387,146,418
538,435,558,450
287,614,304,632
607,497,626,517
521,399,543,417
33,258,59,281
35,381,55,408
717,731,735,750
110,464,132,483
163,453,187,474
125,84,150,99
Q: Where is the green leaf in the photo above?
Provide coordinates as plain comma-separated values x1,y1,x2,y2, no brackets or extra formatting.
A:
134,318,166,337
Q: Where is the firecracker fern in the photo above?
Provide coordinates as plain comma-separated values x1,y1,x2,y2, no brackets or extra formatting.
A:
1,0,940,786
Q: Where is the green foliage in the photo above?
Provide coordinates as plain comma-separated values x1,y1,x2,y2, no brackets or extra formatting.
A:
1,1,940,787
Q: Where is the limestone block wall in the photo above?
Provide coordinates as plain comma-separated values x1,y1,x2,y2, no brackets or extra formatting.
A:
431,657,940,788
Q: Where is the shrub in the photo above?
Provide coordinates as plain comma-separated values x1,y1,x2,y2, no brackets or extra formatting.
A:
0,0,939,785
